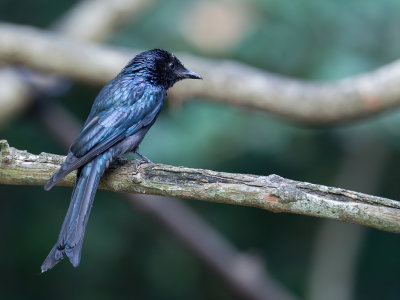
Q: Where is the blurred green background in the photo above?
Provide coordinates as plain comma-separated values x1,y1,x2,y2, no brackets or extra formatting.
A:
1,0,400,299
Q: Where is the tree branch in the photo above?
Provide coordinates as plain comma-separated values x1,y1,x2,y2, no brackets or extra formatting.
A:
1,140,399,234
2,23,400,125
0,0,155,127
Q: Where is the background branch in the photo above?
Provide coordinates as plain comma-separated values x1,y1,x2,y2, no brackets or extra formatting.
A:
131,194,297,300
2,23,400,124
0,68,31,126
0,0,154,127
53,0,153,42
1,140,399,234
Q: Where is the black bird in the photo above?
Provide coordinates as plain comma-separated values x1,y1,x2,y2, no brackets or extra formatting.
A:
41,49,201,272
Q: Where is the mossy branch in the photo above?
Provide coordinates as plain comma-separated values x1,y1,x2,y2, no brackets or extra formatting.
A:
1,139,399,234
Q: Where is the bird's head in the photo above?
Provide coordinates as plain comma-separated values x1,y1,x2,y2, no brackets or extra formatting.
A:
123,49,202,89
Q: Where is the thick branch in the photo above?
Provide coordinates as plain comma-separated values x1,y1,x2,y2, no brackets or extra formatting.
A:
1,140,399,233
2,23,400,124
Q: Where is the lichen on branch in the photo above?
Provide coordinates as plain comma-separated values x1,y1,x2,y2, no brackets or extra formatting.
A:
1,140,399,234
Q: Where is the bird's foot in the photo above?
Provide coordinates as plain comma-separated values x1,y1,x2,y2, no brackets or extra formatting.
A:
134,151,153,168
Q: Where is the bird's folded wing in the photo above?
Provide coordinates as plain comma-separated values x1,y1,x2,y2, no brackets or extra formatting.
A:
71,88,164,158
45,89,164,190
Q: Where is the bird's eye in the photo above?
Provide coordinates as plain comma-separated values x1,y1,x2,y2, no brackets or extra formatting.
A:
168,62,175,70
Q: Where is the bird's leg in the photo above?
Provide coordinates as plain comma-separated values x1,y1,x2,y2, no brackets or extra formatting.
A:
133,149,153,167
135,151,152,163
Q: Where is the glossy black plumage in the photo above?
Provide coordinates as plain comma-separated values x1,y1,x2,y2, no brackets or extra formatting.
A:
41,49,201,272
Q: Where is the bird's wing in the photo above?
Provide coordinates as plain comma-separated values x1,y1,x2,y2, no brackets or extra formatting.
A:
44,87,164,190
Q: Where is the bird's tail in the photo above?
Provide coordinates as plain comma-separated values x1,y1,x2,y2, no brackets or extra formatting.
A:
41,151,112,272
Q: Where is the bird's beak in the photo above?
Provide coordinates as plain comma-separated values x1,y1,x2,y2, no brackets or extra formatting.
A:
179,68,202,80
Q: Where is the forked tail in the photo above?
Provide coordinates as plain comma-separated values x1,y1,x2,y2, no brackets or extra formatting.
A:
41,152,112,272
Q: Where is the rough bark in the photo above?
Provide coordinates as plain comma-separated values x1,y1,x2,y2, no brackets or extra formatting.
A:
1,140,399,234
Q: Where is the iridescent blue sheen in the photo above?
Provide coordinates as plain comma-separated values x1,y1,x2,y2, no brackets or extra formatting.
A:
41,49,201,272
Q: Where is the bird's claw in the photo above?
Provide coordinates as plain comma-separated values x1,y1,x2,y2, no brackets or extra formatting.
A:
134,151,153,168
135,159,152,169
